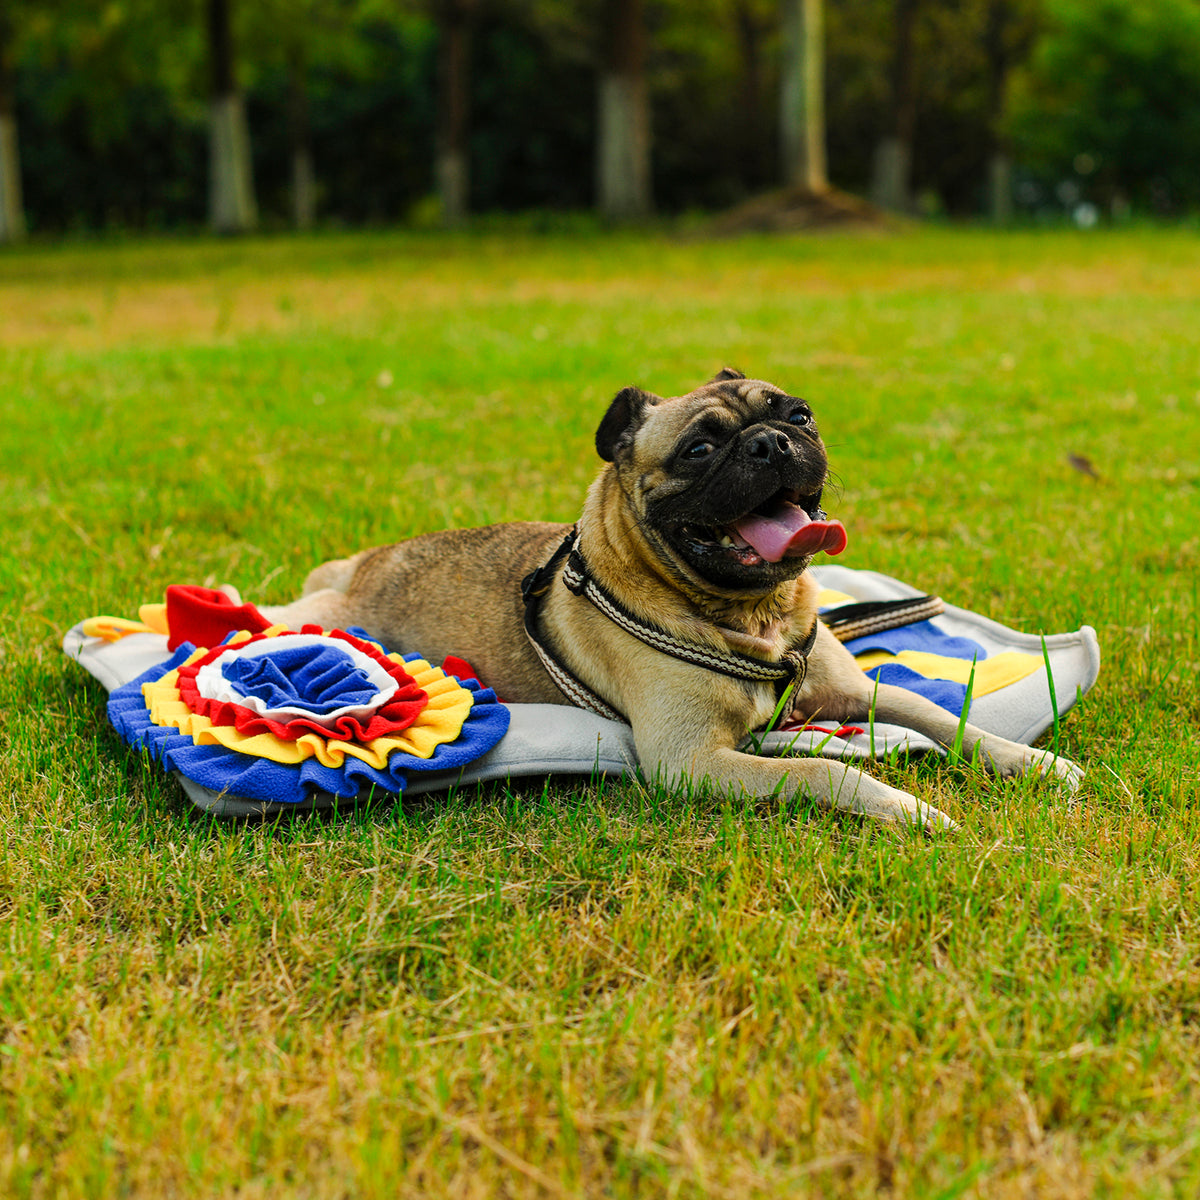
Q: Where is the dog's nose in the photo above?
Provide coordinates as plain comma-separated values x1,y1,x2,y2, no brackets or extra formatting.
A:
746,430,790,462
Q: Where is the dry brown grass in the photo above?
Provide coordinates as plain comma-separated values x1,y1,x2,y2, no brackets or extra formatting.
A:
3,228,1199,352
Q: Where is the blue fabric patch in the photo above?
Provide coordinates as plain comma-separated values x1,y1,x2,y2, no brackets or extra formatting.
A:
863,663,970,719
842,618,989,662
221,643,377,714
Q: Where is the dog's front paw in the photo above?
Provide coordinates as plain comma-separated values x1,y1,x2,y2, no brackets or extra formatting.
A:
903,790,960,832
847,779,960,832
802,761,959,830
1026,748,1084,792
987,743,1084,792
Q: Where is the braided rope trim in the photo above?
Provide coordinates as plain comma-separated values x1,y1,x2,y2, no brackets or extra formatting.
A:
522,528,818,722
824,595,946,643
523,622,627,723
563,554,798,686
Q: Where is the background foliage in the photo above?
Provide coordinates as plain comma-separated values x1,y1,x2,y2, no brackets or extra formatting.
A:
9,0,1200,231
1008,0,1200,215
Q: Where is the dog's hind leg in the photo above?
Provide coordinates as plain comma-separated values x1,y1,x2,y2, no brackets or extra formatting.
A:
258,588,357,631
256,552,368,630
301,552,367,596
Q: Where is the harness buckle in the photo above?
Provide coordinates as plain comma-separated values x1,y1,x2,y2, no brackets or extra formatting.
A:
521,527,578,604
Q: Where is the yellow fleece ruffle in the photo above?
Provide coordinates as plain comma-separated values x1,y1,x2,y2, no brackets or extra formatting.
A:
142,649,473,767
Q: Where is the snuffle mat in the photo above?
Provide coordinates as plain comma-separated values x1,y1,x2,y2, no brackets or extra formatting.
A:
63,567,1100,817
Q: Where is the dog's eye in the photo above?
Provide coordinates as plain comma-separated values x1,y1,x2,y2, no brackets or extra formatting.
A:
683,440,715,459
787,410,812,427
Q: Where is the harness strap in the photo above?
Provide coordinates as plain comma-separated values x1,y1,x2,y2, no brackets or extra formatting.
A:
521,527,819,721
562,544,815,693
521,529,627,723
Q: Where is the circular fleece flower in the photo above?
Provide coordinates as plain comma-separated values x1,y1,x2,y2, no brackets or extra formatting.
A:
106,624,510,804
180,630,430,743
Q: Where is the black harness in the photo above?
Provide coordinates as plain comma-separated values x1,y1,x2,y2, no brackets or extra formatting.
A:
520,527,819,724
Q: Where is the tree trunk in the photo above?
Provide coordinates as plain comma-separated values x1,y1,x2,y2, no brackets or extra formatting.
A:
780,0,827,194
734,2,769,191
870,0,918,212
0,15,25,243
596,0,651,220
870,136,910,212
988,152,1013,224
207,0,257,234
984,1,1012,223
435,0,473,227
287,49,315,230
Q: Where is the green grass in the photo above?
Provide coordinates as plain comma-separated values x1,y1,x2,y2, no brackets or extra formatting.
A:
2,225,1199,1197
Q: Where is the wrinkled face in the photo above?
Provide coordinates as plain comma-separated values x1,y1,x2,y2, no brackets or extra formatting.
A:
596,375,840,592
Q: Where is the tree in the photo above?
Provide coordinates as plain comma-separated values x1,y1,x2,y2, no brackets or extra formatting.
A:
433,0,475,225
250,0,337,231
733,0,773,190
969,0,1034,222
244,0,393,231
1009,0,1200,213
285,43,315,229
596,0,651,219
207,0,257,233
779,0,827,193
0,7,26,241
983,1,1013,222
870,0,918,211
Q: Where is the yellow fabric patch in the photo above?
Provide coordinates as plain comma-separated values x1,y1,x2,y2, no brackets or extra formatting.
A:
80,598,172,642
817,588,857,609
142,652,473,767
853,649,1042,695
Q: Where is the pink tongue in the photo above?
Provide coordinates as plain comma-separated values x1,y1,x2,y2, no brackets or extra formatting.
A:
731,505,848,562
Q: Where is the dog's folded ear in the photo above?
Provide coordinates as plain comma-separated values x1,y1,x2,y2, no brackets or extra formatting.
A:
711,367,746,382
596,386,655,462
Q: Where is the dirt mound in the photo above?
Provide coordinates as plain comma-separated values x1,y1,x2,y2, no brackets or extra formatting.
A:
706,186,899,235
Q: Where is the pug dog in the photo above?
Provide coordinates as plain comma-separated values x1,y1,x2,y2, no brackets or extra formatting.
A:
265,371,1082,828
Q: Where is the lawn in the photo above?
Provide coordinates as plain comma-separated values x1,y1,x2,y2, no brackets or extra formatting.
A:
1,225,1199,1197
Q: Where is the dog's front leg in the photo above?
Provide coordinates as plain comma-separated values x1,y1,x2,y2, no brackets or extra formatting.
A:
633,720,957,830
857,683,1084,790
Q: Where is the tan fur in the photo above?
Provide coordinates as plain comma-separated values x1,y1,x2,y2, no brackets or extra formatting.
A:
266,376,1082,828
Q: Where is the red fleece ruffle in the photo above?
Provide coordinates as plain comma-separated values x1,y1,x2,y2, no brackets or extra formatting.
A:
175,627,428,743
166,585,273,652
442,655,485,689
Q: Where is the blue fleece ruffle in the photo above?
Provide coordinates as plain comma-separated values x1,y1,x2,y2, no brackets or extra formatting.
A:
220,643,379,713
841,618,988,662
107,642,511,805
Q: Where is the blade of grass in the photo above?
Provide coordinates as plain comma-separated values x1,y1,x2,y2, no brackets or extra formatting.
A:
950,657,978,765
1041,635,1061,760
